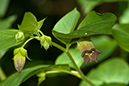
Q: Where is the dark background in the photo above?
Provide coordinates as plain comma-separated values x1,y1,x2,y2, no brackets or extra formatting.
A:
1,0,128,86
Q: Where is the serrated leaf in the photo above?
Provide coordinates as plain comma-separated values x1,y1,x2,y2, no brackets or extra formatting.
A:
112,24,129,52
80,58,129,86
19,12,38,32
53,11,117,44
0,30,23,50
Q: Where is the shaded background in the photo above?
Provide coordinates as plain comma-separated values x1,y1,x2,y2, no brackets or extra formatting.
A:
0,0,129,86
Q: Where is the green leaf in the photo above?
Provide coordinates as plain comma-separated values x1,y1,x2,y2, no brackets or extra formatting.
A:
56,36,117,68
38,18,46,30
0,49,8,59
119,4,129,23
0,30,23,50
0,15,17,30
77,0,102,14
0,65,48,86
53,11,117,44
101,0,128,2
77,0,128,14
0,65,80,86
73,11,116,36
55,48,84,68
0,0,10,18
80,58,129,86
18,12,38,32
37,65,80,85
52,8,80,44
37,73,46,86
112,24,129,52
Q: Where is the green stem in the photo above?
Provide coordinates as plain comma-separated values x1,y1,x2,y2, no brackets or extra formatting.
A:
38,30,44,36
52,42,95,86
21,38,34,48
51,42,66,52
66,52,95,86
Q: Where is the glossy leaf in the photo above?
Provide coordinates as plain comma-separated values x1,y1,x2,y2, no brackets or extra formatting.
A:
0,0,10,18
0,65,80,86
80,58,129,86
0,15,17,30
112,24,129,52
0,30,23,50
53,11,117,44
18,12,38,32
52,8,80,44
55,49,84,68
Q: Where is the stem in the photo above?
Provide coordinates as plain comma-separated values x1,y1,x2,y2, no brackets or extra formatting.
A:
21,38,34,48
52,42,95,86
38,30,44,36
52,42,66,52
66,52,95,86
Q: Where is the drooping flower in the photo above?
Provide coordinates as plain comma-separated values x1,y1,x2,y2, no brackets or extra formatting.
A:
13,52,25,73
40,35,52,50
13,47,30,73
77,41,101,64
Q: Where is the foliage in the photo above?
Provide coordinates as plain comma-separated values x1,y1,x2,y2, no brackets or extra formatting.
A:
0,0,129,86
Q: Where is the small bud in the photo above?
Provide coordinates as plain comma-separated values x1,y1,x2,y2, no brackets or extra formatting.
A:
40,35,52,50
13,52,26,73
15,31,25,42
13,47,31,73
77,41,101,64
14,48,20,55
20,47,27,56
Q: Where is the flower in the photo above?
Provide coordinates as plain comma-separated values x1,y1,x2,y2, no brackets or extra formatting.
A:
13,52,26,73
13,47,30,73
40,35,52,50
77,41,101,64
